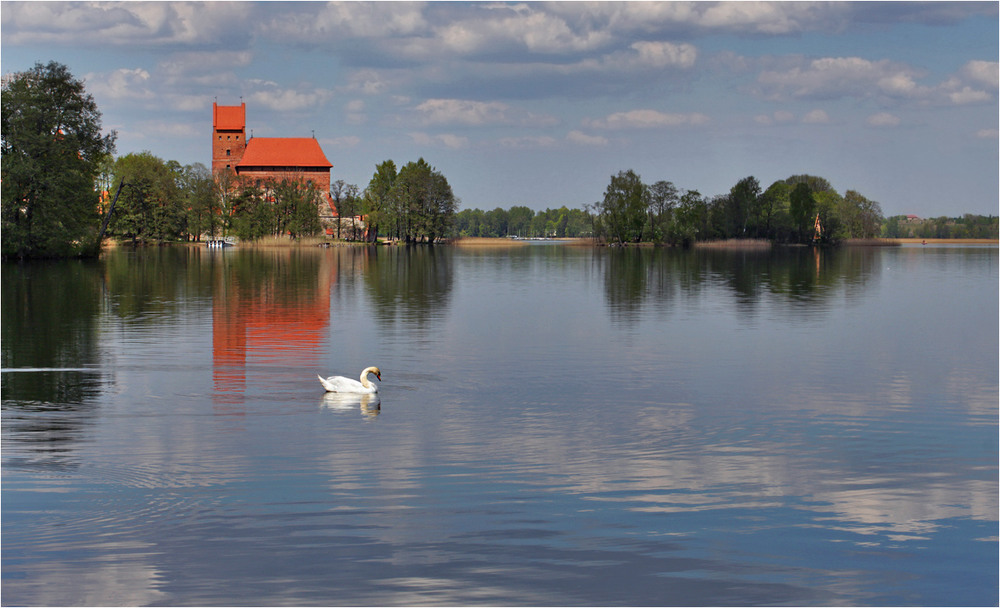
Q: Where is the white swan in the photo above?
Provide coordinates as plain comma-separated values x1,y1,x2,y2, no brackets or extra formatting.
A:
318,366,381,394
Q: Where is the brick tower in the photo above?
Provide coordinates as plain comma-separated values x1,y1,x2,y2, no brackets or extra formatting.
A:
212,102,246,175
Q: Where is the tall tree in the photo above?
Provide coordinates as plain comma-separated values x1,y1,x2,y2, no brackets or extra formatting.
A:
394,158,457,243
2,61,117,258
508,205,535,237
599,170,648,244
788,182,816,243
648,180,679,243
108,152,182,244
363,160,397,242
840,190,884,238
727,176,762,237
177,162,215,241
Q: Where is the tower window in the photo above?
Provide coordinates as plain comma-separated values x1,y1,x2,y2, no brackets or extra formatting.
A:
226,149,231,156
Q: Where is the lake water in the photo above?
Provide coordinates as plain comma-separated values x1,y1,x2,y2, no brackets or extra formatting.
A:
2,243,997,606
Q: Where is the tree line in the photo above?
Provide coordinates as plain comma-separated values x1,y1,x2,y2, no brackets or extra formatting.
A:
452,206,592,238
590,170,888,246
2,61,461,256
3,61,995,259
882,214,998,239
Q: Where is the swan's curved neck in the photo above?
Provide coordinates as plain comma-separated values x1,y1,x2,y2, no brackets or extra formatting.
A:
359,368,376,388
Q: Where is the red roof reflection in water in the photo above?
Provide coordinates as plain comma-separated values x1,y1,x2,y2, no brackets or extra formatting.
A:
212,252,334,414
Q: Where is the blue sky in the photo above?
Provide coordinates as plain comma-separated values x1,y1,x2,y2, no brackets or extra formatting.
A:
2,1,997,216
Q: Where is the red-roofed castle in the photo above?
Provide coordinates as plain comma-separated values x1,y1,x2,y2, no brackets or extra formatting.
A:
212,102,337,222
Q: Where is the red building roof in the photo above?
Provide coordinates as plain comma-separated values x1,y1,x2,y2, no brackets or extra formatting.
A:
237,137,332,168
214,103,245,130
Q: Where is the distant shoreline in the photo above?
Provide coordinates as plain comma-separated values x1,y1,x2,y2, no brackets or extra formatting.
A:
890,238,998,245
105,236,999,251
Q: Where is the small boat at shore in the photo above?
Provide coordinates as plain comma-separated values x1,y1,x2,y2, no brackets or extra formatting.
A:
206,238,236,249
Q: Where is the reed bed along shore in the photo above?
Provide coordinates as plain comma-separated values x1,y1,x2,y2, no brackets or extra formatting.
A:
694,238,772,249
843,238,902,246
450,237,529,248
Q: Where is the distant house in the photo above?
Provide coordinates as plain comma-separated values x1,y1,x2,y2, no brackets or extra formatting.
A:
212,102,337,223
905,214,922,222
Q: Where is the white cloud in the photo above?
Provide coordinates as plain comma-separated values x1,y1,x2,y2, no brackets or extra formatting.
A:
416,99,510,126
802,109,830,124
342,70,392,96
545,1,848,36
961,60,999,89
976,128,999,139
266,2,428,41
499,135,558,148
585,109,710,129
867,112,901,127
409,132,469,149
632,40,697,68
322,136,362,148
767,110,797,124
948,86,992,105
84,68,154,101
1,2,249,47
248,88,332,112
598,41,697,71
755,55,999,108
413,99,557,127
757,56,929,101
435,6,612,55
345,100,367,125
158,51,253,77
566,130,609,146
139,120,200,139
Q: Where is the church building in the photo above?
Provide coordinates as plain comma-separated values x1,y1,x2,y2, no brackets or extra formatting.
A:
212,102,337,222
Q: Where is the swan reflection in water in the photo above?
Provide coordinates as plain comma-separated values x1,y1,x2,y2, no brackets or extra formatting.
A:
320,392,381,419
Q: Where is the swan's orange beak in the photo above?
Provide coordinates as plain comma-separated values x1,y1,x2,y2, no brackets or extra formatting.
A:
376,372,381,381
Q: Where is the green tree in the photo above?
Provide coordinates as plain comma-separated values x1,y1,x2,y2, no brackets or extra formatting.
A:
330,180,361,240
394,158,457,243
839,190,883,238
599,170,648,244
2,61,117,258
785,174,834,193
212,169,239,238
760,181,793,242
508,206,534,237
108,152,182,244
177,163,215,241
363,160,397,242
814,190,843,243
788,183,816,243
727,176,762,238
272,179,323,239
648,180,679,243
230,182,269,241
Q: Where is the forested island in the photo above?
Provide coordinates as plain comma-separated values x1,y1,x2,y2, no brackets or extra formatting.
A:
3,62,997,259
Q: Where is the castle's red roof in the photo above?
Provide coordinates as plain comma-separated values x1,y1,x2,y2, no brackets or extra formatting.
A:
238,138,332,168
214,104,245,130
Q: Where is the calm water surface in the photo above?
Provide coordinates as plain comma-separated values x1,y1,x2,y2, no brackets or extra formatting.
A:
2,243,997,606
